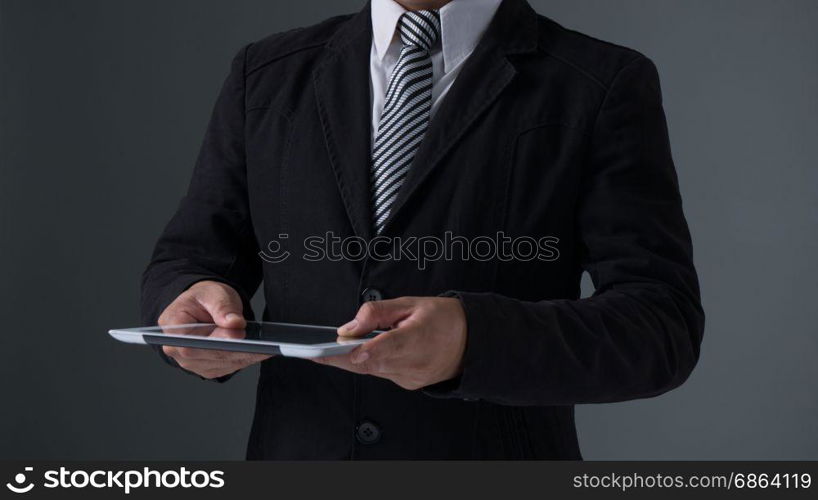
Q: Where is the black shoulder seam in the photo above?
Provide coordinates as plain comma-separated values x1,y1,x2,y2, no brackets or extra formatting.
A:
244,14,355,78
559,25,642,58
537,17,643,91
542,51,610,91
590,54,648,131
245,39,328,78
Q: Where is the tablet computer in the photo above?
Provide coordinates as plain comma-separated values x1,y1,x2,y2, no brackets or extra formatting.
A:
108,321,380,358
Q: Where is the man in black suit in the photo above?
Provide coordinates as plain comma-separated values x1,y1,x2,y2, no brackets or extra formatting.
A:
142,0,704,459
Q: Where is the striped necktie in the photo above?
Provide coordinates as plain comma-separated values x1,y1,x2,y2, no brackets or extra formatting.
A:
371,9,441,234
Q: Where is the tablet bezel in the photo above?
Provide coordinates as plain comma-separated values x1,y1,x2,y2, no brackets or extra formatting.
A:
108,321,375,358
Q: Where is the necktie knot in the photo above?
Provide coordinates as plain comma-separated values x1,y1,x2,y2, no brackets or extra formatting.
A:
398,10,441,52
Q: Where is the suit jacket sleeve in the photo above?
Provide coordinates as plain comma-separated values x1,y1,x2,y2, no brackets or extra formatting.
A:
140,45,262,370
429,56,704,406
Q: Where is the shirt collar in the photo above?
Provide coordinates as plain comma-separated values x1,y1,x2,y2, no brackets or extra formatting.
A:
371,0,406,61
371,0,503,73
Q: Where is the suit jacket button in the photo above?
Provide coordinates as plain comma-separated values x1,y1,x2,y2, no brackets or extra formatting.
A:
355,421,381,444
361,287,383,303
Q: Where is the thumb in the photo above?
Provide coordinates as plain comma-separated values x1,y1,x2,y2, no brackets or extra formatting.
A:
338,298,413,337
198,284,246,329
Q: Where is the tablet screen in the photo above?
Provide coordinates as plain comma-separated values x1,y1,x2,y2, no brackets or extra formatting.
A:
139,322,377,345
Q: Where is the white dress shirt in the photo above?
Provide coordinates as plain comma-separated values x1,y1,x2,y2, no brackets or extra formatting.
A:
369,0,503,142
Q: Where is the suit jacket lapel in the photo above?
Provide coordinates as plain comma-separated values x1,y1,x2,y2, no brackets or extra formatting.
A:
313,6,374,240
380,0,539,235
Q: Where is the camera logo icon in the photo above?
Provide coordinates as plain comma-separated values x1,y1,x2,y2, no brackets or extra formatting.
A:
6,467,34,494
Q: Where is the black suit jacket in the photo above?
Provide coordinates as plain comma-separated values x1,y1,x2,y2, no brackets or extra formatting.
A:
142,0,704,459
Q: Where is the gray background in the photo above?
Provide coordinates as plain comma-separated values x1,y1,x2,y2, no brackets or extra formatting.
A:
1,0,816,460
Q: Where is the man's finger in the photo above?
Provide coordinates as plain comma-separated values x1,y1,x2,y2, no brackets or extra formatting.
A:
315,334,407,376
313,353,369,374
166,348,270,367
228,352,272,365
338,298,414,337
197,287,246,328
164,345,223,361
158,307,204,327
177,347,233,361
349,328,409,367
172,347,269,364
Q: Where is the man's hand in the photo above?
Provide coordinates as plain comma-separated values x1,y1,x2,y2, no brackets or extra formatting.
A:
158,280,270,379
313,297,467,390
